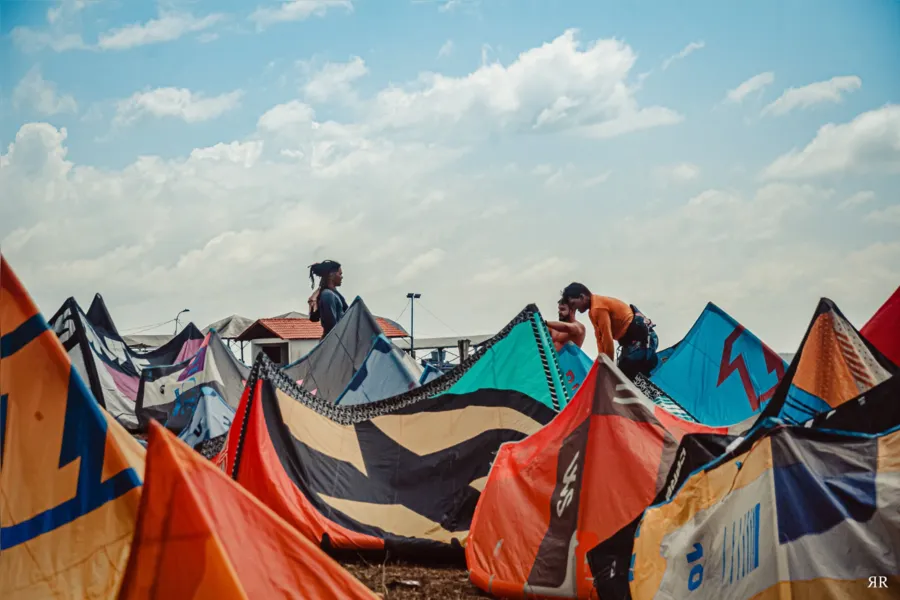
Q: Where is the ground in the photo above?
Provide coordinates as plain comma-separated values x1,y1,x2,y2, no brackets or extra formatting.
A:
341,558,490,599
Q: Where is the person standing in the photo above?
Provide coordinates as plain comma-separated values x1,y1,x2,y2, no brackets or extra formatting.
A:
307,260,348,338
546,298,586,352
560,282,659,380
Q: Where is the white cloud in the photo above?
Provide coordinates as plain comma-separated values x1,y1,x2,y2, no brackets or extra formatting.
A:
396,249,447,283
439,0,467,12
657,162,700,183
661,41,704,70
301,57,368,103
367,29,682,140
437,39,455,58
865,205,900,225
11,28,87,53
581,172,612,188
12,67,78,115
46,0,97,25
98,12,224,50
115,88,244,124
257,100,317,132
249,0,353,30
725,72,775,104
762,75,861,117
838,190,876,210
763,105,900,179
189,141,264,167
3,30,894,354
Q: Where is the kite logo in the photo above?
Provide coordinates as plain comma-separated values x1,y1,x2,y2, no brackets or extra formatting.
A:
556,451,580,517
718,326,786,411
665,447,688,501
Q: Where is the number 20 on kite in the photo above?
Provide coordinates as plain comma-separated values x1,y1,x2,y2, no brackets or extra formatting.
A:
686,543,704,592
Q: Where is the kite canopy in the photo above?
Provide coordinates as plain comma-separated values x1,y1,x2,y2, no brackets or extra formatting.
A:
556,342,593,395
48,296,203,429
466,355,745,598
588,297,900,600
761,298,895,424
0,255,145,599
335,334,421,405
648,303,787,426
225,304,567,556
281,297,394,402
861,285,900,367
118,421,377,599
135,330,249,435
628,375,900,600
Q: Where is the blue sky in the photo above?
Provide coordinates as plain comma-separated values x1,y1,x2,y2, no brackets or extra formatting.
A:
1,0,899,355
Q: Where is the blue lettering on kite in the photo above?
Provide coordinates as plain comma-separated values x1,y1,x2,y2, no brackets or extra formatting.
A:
722,503,761,585
687,542,704,591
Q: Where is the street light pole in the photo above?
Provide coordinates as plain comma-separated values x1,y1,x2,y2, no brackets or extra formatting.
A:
406,293,421,358
174,308,190,334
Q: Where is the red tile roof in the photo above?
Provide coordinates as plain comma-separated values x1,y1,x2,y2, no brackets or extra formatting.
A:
247,317,408,340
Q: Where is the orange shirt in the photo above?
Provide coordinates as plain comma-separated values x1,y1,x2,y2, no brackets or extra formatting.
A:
589,295,634,359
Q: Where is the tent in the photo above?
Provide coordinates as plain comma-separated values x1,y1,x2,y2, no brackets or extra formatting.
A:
0,256,145,599
225,304,568,557
135,330,249,435
335,335,421,405
48,296,203,429
648,303,787,426
761,298,895,424
556,342,593,395
465,355,746,598
861,285,900,367
628,374,900,599
118,421,376,599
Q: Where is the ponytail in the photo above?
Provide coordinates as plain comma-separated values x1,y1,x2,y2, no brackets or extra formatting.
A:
308,260,341,289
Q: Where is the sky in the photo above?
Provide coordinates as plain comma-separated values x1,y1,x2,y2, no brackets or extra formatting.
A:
1,0,899,357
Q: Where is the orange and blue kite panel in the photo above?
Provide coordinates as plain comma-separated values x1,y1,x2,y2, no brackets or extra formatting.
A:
0,255,145,600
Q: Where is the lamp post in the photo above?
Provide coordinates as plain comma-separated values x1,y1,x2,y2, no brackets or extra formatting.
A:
174,309,190,334
406,293,421,358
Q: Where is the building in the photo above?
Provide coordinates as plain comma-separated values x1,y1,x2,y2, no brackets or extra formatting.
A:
237,316,409,366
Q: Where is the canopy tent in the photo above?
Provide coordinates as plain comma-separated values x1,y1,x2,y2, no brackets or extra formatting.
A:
202,313,255,339
224,304,568,557
118,421,376,599
0,255,146,599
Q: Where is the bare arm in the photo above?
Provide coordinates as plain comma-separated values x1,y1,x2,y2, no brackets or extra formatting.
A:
545,320,582,335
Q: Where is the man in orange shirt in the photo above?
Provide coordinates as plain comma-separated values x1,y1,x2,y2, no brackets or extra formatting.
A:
546,298,586,352
560,282,659,380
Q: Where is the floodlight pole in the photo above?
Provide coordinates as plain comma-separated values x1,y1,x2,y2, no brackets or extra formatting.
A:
406,293,421,358
174,309,190,334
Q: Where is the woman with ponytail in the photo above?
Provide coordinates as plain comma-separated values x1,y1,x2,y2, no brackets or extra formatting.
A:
307,260,348,337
